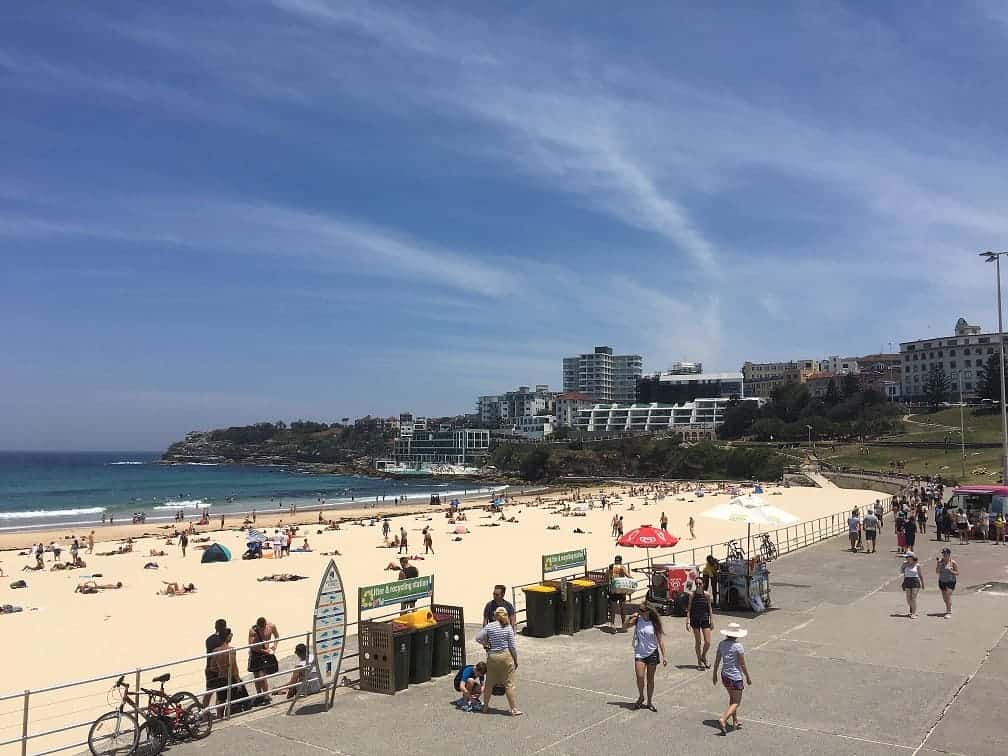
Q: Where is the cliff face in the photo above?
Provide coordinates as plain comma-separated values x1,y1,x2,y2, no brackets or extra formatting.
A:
161,421,394,473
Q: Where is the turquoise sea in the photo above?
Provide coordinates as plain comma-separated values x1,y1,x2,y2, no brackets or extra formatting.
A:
0,451,499,532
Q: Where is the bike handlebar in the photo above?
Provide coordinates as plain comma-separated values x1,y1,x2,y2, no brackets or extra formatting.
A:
115,676,126,688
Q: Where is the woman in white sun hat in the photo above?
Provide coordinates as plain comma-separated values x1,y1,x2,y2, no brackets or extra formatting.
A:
711,622,752,735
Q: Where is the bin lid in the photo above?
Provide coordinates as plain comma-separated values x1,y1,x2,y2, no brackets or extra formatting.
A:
523,584,558,593
570,579,596,587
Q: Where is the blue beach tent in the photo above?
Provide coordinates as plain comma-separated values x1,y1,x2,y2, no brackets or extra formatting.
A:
201,543,232,563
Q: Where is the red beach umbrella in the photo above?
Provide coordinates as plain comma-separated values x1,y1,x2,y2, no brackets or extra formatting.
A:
617,524,679,567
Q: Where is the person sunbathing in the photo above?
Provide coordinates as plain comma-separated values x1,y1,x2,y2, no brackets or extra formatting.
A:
149,549,166,557
257,573,307,582
159,581,196,595
75,580,122,594
319,550,342,556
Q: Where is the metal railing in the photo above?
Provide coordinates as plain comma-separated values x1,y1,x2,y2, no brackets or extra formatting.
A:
509,507,866,626
0,619,380,756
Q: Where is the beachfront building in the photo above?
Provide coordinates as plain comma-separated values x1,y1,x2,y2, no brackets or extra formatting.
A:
477,385,556,426
819,356,860,375
900,317,1003,401
856,353,902,400
562,346,642,403
514,414,556,440
554,391,596,427
636,370,744,404
572,398,763,439
393,428,491,465
741,359,817,398
397,412,427,438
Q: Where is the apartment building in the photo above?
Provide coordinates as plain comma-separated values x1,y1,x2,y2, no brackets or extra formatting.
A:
572,398,764,439
900,318,1005,400
741,360,817,398
477,385,556,426
562,346,642,402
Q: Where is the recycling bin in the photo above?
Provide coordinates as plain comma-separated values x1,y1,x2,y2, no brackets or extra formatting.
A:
392,626,412,691
409,627,434,684
431,620,453,677
522,584,559,638
572,579,598,628
545,579,584,634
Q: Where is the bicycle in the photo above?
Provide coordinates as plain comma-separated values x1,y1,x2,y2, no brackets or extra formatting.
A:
725,540,746,560
758,533,778,562
141,672,212,743
87,677,142,756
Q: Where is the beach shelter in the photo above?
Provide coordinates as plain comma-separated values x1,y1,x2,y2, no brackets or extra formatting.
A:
201,543,231,563
701,497,798,557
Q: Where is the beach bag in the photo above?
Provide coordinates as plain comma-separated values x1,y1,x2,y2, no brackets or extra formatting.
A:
610,577,636,595
9,581,26,589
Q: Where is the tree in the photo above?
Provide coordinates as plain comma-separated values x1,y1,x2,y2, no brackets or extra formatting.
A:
976,353,1007,401
841,372,860,399
824,378,838,405
718,399,760,439
924,364,950,408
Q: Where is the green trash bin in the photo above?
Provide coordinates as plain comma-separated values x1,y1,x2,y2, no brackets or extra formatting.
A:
546,580,584,634
573,579,597,628
409,627,434,684
392,627,412,691
522,585,559,638
431,620,452,677
594,581,609,626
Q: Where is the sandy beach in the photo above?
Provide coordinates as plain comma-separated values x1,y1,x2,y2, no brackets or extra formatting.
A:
0,479,885,752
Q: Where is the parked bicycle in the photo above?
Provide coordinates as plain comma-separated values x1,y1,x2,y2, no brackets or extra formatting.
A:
758,533,778,562
725,540,746,560
88,674,210,756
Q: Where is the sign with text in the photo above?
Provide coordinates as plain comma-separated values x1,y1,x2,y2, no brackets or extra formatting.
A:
358,575,433,611
542,548,587,575
312,559,347,689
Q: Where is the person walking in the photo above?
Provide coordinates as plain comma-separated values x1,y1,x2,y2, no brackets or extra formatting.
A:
863,508,879,553
903,515,918,554
180,531,188,558
936,547,959,618
397,556,419,610
609,555,631,629
88,530,95,555
423,527,434,555
482,585,516,628
660,512,668,531
688,516,695,540
995,511,1006,544
847,509,861,552
203,618,227,710
702,555,720,608
476,607,522,716
686,583,714,669
900,552,924,619
625,603,667,711
712,622,752,735
399,526,408,555
956,509,970,545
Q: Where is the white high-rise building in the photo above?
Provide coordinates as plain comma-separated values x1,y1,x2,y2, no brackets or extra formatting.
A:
562,346,642,403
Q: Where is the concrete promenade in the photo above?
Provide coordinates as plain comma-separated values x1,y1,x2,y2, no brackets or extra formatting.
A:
172,525,1008,756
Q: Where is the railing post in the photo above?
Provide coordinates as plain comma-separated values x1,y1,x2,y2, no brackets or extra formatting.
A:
21,690,29,756
803,522,808,546
134,668,141,718
225,651,233,720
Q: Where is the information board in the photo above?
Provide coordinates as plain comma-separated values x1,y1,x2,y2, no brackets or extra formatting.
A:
542,548,587,575
358,575,433,611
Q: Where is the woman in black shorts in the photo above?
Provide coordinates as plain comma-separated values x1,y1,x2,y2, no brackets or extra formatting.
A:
936,547,959,618
686,583,714,669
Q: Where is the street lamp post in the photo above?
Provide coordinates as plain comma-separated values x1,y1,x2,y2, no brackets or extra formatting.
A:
979,251,1008,485
805,424,813,451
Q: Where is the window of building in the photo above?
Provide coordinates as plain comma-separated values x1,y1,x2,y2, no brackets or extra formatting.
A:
964,347,971,355
980,337,990,344
949,349,956,356
965,370,973,378
950,361,956,369
990,348,996,354
966,382,973,390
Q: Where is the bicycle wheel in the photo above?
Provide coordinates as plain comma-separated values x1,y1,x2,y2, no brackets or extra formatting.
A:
183,703,213,740
88,710,139,756
136,720,168,756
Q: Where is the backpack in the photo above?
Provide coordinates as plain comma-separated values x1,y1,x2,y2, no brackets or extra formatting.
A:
453,665,472,692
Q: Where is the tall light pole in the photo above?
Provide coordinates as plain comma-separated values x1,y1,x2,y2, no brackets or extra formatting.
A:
979,250,1008,484
958,369,966,481
805,424,813,451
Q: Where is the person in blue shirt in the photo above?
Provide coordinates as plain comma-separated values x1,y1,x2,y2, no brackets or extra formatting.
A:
453,662,487,710
483,585,515,628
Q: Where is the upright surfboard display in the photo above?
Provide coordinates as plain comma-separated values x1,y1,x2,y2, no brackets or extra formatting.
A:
312,559,347,691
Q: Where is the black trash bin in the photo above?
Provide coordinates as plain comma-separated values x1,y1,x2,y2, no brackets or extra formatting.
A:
546,580,584,634
392,628,411,691
594,581,609,625
431,620,452,677
522,585,559,638
574,579,596,628
409,627,434,684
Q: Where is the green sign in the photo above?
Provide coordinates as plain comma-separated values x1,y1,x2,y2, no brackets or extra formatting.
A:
358,575,433,611
542,548,587,575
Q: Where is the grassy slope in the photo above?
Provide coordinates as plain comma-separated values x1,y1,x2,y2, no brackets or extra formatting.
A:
818,407,1005,483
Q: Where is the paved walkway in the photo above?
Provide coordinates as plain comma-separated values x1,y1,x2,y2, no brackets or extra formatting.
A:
170,527,1008,756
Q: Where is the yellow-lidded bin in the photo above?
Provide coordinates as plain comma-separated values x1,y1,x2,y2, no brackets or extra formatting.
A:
522,584,559,637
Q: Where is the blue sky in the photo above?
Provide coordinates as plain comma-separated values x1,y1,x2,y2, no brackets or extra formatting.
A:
3,1,1008,450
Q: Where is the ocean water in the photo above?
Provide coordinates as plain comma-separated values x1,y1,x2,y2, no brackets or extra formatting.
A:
0,451,499,532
